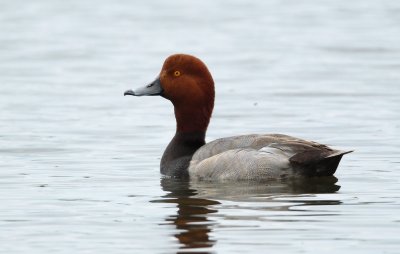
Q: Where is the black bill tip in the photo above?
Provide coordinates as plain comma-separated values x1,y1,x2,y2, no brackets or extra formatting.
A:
124,89,135,96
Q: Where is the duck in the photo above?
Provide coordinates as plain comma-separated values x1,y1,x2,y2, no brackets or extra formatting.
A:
124,54,352,181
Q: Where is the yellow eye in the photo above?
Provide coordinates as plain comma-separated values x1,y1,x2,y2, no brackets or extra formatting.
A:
174,71,181,77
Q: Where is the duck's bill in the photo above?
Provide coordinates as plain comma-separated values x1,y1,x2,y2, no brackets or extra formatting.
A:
124,77,163,96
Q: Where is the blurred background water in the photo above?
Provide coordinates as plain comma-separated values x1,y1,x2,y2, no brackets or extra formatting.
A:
0,0,399,253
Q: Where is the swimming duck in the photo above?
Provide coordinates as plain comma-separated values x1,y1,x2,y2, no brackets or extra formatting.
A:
124,54,351,180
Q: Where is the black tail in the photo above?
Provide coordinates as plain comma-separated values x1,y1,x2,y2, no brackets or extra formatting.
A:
289,150,353,177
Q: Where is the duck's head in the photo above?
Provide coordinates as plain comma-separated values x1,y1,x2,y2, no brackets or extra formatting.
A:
125,54,215,133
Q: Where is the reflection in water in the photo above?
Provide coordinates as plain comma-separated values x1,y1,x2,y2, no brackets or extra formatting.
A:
152,178,220,250
190,176,341,201
152,177,341,251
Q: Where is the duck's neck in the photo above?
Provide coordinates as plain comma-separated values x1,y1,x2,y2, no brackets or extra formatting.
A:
160,105,211,178
174,105,211,133
160,131,206,178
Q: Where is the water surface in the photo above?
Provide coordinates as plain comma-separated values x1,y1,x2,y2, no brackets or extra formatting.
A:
1,0,399,253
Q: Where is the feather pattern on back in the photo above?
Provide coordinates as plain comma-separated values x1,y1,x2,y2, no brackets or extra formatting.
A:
189,134,351,181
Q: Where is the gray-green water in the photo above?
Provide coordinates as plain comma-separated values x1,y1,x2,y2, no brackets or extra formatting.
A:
1,1,399,253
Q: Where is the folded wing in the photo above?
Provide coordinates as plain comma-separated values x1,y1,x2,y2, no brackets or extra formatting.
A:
189,134,352,180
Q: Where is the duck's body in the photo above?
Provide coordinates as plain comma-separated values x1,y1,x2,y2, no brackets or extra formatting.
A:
125,54,351,181
161,132,350,181
189,134,350,181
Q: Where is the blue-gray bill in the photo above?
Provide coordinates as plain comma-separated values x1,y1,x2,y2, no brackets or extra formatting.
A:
124,76,163,96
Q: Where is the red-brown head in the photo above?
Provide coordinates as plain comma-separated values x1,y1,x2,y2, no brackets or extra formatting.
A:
125,54,215,133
